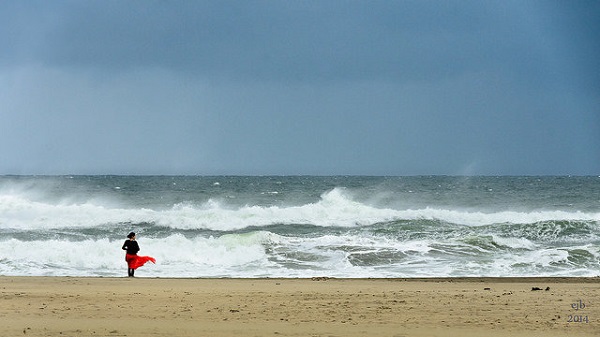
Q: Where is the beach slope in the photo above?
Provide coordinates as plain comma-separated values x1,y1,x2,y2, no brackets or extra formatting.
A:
1,277,598,336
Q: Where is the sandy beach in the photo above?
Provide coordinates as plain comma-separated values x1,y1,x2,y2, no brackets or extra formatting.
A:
1,277,598,337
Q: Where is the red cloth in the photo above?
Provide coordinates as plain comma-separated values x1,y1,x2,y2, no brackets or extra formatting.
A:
125,254,156,270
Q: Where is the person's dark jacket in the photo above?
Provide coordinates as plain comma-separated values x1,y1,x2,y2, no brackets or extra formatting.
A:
122,240,140,255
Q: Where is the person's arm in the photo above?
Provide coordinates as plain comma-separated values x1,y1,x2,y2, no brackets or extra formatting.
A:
122,240,128,251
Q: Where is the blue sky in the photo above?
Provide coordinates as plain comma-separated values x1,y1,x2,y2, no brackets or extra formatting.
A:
1,0,599,175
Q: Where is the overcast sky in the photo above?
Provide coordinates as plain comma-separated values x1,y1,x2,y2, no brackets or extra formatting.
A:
1,0,598,175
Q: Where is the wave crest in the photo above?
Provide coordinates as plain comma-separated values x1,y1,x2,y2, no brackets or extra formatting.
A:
1,189,598,231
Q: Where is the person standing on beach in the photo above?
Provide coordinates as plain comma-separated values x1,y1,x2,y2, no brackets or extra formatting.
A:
122,232,156,277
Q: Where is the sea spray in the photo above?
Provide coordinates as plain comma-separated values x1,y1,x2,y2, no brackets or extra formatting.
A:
0,175,599,277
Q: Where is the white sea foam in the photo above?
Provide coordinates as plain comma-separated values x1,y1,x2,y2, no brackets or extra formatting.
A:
0,233,274,277
491,235,536,250
1,189,599,231
2,176,599,278
1,231,599,277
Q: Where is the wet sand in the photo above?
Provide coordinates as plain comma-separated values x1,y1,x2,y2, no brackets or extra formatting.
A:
1,277,599,336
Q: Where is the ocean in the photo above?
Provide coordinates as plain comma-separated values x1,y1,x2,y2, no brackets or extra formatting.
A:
0,175,598,278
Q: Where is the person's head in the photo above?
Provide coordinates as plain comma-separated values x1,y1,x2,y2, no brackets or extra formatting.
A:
127,232,136,239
